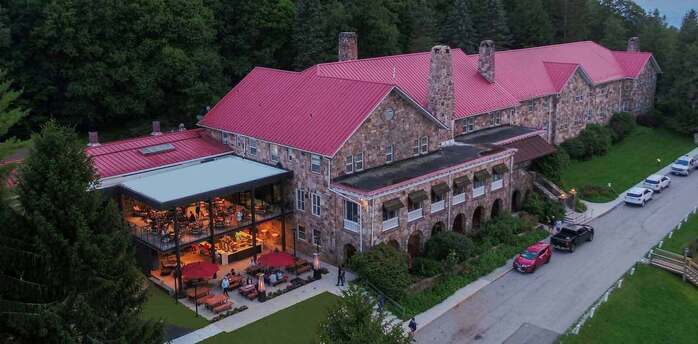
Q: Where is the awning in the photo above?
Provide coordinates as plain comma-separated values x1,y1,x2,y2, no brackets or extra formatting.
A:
431,183,449,195
493,164,509,174
503,135,556,164
382,198,404,211
453,175,470,186
119,156,291,209
408,190,428,203
474,170,490,181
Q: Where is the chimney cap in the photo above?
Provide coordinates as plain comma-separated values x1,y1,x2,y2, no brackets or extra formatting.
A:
151,120,162,136
87,131,100,147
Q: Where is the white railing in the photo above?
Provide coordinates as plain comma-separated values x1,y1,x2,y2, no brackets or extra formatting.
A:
431,200,445,213
407,208,423,222
473,186,485,198
491,179,503,191
344,219,359,232
382,217,399,231
452,193,465,205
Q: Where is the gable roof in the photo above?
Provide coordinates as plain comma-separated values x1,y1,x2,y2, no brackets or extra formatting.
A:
199,40,657,156
85,129,231,179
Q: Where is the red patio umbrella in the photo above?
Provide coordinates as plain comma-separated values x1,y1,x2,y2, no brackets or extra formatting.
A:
181,261,218,317
257,251,295,268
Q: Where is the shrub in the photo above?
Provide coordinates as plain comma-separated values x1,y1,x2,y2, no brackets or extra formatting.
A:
575,197,588,213
579,184,616,201
579,124,612,157
609,112,636,142
531,147,570,183
523,192,565,225
477,214,537,247
637,113,660,128
561,137,587,160
349,244,410,300
424,231,475,262
411,257,443,277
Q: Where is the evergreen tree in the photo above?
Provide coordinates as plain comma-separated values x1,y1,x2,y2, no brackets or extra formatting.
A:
401,0,437,52
545,0,591,42
508,0,554,48
440,0,477,53
292,0,328,70
0,69,27,161
678,10,698,47
0,121,162,343
600,15,628,50
318,284,412,344
343,0,402,57
471,0,513,49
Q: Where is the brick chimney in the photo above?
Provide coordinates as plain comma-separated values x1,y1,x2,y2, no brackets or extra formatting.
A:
151,121,162,136
338,32,358,61
87,131,100,147
478,40,496,83
627,37,640,52
427,45,455,128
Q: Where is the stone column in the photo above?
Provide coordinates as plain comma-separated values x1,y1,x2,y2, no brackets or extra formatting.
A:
478,40,496,83
427,45,455,129
338,32,358,61
627,37,640,52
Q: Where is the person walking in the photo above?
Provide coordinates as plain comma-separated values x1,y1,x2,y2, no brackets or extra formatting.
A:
339,268,346,286
221,275,230,298
336,264,343,286
378,294,385,312
408,317,417,333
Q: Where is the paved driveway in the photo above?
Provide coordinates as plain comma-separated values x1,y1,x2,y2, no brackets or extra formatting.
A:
416,171,698,344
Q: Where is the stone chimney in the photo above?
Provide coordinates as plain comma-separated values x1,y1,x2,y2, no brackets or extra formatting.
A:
427,45,455,128
478,40,496,83
151,121,162,136
87,131,100,147
178,123,186,132
627,37,640,52
338,32,358,61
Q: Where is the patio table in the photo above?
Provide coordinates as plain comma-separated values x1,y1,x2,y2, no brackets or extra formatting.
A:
239,284,255,295
186,286,210,300
204,294,228,309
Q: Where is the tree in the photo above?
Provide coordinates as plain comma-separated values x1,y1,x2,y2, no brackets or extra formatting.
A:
507,0,554,48
343,0,402,57
401,0,437,52
678,10,698,47
0,121,162,343
440,0,477,53
318,284,412,344
600,15,628,50
0,69,28,161
471,0,512,49
292,0,329,70
545,0,591,42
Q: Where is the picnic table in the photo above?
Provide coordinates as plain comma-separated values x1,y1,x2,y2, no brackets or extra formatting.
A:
186,286,210,300
204,294,228,309
228,275,243,289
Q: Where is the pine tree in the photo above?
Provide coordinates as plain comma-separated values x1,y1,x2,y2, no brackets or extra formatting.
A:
508,0,554,48
402,0,438,52
678,10,698,47
0,69,28,162
343,0,402,57
292,0,329,69
545,0,591,42
471,0,513,49
0,121,163,343
600,15,628,50
440,0,477,53
318,284,412,344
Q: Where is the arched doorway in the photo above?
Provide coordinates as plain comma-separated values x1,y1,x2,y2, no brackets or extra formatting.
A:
453,213,465,234
387,239,400,251
472,206,484,230
512,190,522,211
407,232,422,259
491,199,503,218
432,221,445,235
343,244,356,264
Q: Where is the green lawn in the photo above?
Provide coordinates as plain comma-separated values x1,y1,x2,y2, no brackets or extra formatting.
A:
141,282,209,330
201,292,340,344
561,127,696,202
559,265,698,344
662,213,698,254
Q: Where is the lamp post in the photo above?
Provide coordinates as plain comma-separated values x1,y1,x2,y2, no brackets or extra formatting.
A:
313,252,321,280
257,272,266,300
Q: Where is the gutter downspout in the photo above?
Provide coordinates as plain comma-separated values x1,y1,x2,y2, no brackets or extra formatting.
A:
447,172,452,231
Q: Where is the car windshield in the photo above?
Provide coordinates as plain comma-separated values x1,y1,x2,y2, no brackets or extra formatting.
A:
644,179,658,184
627,192,641,198
520,251,538,259
676,160,689,166
559,229,578,236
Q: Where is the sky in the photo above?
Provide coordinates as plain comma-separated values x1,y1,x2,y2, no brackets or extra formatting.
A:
635,0,698,27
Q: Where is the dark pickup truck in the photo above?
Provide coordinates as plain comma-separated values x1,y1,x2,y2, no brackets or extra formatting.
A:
551,224,594,252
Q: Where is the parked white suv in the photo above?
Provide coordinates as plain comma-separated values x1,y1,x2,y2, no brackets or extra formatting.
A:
642,174,671,192
624,187,654,207
670,155,697,176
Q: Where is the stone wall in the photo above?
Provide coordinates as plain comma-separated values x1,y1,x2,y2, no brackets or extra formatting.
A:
331,90,444,178
510,96,554,138
454,108,515,136
622,62,657,115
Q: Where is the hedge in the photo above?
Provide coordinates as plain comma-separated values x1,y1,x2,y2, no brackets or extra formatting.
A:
423,231,475,262
609,112,636,143
349,243,411,300
522,192,565,225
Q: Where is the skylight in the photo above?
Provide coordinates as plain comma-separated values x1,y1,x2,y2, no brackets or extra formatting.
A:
139,143,175,156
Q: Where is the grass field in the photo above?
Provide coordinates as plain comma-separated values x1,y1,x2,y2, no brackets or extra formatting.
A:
663,213,698,254
201,292,340,344
561,127,695,203
141,283,209,330
558,265,698,344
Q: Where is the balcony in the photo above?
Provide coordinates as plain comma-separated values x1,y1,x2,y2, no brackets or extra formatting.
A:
344,219,360,232
431,200,445,213
407,208,423,222
473,186,485,198
382,217,399,231
491,179,503,191
452,193,465,205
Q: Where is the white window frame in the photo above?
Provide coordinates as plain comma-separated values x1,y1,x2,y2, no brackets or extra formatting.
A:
528,101,534,111
296,189,306,211
270,144,279,163
297,225,306,241
310,154,321,174
312,229,321,246
345,155,354,174
420,136,428,154
287,147,294,161
413,139,420,156
343,200,360,232
248,138,257,156
222,132,230,145
386,144,394,163
465,117,475,133
237,135,245,149
311,193,321,217
354,152,364,171
586,109,593,121
492,112,501,126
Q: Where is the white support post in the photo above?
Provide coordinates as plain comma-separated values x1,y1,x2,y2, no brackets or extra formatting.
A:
668,231,673,239
617,279,623,288
589,306,596,319
630,266,635,275
658,240,663,248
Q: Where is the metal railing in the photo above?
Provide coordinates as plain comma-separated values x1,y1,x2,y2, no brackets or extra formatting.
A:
407,208,423,222
452,193,465,205
431,200,445,213
344,219,360,232
382,217,399,231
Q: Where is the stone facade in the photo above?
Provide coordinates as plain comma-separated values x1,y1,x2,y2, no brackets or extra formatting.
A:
478,40,496,83
427,46,455,128
338,32,358,61
622,62,657,115
454,108,515,136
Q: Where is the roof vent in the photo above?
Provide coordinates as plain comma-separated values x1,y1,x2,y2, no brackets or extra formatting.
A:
140,143,175,156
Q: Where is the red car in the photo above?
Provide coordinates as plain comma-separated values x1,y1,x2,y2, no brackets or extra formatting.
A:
513,242,551,273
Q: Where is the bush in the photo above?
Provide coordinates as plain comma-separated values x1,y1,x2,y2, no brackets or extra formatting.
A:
561,137,587,160
477,214,537,247
579,124,612,157
411,257,443,277
349,244,410,300
637,113,660,128
579,184,616,202
575,197,588,213
523,192,565,225
423,231,475,262
609,112,636,142
531,147,570,183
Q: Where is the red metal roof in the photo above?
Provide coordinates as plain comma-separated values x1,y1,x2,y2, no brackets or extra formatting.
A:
85,129,231,179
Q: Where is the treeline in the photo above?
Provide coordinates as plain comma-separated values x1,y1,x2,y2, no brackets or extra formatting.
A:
0,0,695,138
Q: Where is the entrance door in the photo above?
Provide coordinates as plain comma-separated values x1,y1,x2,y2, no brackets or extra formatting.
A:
472,206,484,230
453,213,465,234
407,232,422,258
344,244,357,264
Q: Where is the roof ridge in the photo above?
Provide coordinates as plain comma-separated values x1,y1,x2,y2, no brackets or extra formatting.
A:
313,73,397,87
316,51,431,68
87,129,204,156
491,40,597,55
252,66,303,74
